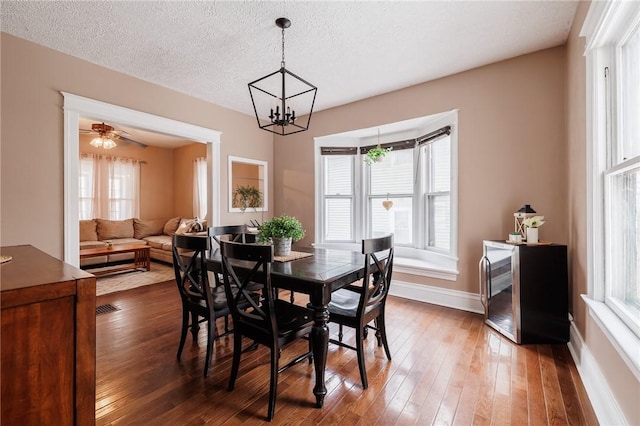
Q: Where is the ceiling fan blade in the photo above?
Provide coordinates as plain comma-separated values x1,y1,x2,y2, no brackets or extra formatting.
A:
109,129,132,138
117,136,147,148
79,129,95,134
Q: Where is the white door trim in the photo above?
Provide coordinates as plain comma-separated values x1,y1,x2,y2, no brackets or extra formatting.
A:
62,92,222,267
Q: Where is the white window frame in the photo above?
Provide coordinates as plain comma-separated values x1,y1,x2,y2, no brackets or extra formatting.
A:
582,0,640,381
314,111,459,280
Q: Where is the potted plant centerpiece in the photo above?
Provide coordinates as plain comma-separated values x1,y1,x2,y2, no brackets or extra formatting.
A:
232,185,263,211
258,214,305,256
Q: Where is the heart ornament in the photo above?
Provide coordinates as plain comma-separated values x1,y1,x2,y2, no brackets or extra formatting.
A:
382,200,393,211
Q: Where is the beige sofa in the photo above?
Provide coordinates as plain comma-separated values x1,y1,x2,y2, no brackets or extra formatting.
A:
79,217,185,267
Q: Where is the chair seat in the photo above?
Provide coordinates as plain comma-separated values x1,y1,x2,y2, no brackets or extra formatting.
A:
273,299,313,338
328,288,360,317
187,285,232,314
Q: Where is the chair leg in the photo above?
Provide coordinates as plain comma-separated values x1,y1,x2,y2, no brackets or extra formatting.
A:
267,347,279,421
378,314,392,360
338,324,344,342
374,318,383,347
177,307,189,360
355,325,368,389
203,316,215,377
228,332,242,391
190,312,200,341
289,290,295,303
224,315,230,333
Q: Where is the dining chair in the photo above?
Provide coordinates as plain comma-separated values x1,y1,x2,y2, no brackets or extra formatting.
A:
172,233,233,377
327,234,394,389
220,240,313,422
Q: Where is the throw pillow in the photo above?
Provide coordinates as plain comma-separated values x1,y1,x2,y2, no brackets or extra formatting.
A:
134,218,166,239
79,219,98,242
163,217,181,235
96,218,134,240
174,219,195,235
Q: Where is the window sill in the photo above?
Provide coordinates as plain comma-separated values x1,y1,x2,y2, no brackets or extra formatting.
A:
313,242,458,281
582,295,640,382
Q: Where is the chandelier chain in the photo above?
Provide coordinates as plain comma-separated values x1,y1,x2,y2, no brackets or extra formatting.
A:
281,25,286,68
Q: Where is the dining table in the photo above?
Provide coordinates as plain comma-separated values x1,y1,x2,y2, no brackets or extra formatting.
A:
206,245,366,408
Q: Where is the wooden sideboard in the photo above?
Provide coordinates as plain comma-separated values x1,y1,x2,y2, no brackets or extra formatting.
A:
1,245,96,425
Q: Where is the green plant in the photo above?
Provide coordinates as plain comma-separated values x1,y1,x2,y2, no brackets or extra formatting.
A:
364,146,393,165
232,185,263,211
258,214,305,242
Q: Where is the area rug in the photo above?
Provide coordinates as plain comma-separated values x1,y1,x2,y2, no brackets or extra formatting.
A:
95,262,175,296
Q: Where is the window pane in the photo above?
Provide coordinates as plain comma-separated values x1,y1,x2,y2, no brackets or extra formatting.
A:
428,194,450,250
324,156,352,195
325,198,352,241
622,29,640,161
607,165,640,329
370,197,412,245
427,136,451,192
370,149,413,195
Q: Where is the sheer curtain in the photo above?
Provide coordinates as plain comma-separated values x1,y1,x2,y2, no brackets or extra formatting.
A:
193,157,207,220
79,154,140,220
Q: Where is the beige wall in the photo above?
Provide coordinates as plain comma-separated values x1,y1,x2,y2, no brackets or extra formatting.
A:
274,47,568,295
566,2,640,424
1,33,273,258
172,143,207,219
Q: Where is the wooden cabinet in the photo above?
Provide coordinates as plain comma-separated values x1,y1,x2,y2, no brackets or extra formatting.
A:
1,245,96,425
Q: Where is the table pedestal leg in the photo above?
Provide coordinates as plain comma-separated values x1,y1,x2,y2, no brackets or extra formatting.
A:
310,303,329,408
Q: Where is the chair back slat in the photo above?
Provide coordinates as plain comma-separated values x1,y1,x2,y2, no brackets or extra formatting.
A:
220,241,277,342
209,225,249,246
360,234,394,312
172,234,213,307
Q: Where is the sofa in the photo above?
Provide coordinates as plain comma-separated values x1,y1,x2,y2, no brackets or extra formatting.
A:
79,217,202,267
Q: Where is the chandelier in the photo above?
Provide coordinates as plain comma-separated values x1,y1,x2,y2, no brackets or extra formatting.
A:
89,123,117,149
248,18,317,136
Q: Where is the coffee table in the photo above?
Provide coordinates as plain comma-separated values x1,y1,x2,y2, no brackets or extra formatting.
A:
80,243,151,276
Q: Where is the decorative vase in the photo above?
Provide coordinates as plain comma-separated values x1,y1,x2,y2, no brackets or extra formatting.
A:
272,237,292,257
526,227,539,244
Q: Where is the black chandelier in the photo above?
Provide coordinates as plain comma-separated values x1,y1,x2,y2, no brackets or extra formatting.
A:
248,17,317,136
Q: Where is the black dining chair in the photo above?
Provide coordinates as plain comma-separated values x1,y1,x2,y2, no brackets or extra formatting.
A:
327,234,394,389
220,240,313,422
172,233,234,377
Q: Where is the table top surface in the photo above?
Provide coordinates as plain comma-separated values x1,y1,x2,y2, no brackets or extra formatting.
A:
207,246,366,286
80,243,150,257
1,245,93,292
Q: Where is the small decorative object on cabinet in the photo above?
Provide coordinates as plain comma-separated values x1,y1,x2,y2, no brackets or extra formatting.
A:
513,204,537,240
1,245,96,425
478,240,568,344
522,215,545,244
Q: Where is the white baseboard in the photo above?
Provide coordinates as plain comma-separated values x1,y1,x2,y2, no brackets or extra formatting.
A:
567,321,628,426
389,279,484,314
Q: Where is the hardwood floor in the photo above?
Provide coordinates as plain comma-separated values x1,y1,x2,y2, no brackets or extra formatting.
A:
96,281,598,425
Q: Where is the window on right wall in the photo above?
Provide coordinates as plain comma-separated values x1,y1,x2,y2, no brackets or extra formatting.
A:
582,0,640,372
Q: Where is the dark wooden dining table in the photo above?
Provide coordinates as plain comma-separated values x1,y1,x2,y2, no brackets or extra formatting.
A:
206,245,366,408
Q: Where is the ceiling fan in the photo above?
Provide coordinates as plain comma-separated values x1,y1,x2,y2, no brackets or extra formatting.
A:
79,122,147,149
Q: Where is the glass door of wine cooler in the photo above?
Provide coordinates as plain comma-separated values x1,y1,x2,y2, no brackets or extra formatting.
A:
479,241,519,343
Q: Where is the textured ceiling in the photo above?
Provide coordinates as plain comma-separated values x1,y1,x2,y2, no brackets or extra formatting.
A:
1,1,579,119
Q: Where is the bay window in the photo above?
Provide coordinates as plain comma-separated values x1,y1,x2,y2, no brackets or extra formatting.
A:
315,112,458,278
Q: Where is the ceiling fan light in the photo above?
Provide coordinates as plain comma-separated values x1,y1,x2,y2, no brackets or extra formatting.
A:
90,137,104,147
102,138,117,149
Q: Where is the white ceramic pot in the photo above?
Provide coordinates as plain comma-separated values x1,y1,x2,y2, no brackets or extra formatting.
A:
272,237,292,257
526,227,539,244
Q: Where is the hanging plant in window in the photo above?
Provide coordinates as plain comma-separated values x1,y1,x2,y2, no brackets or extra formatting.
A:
364,129,392,165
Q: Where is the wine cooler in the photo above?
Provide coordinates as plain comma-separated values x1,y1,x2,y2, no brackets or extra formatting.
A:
478,240,569,344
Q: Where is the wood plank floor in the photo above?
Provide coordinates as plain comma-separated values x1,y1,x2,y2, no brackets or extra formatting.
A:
95,280,598,425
